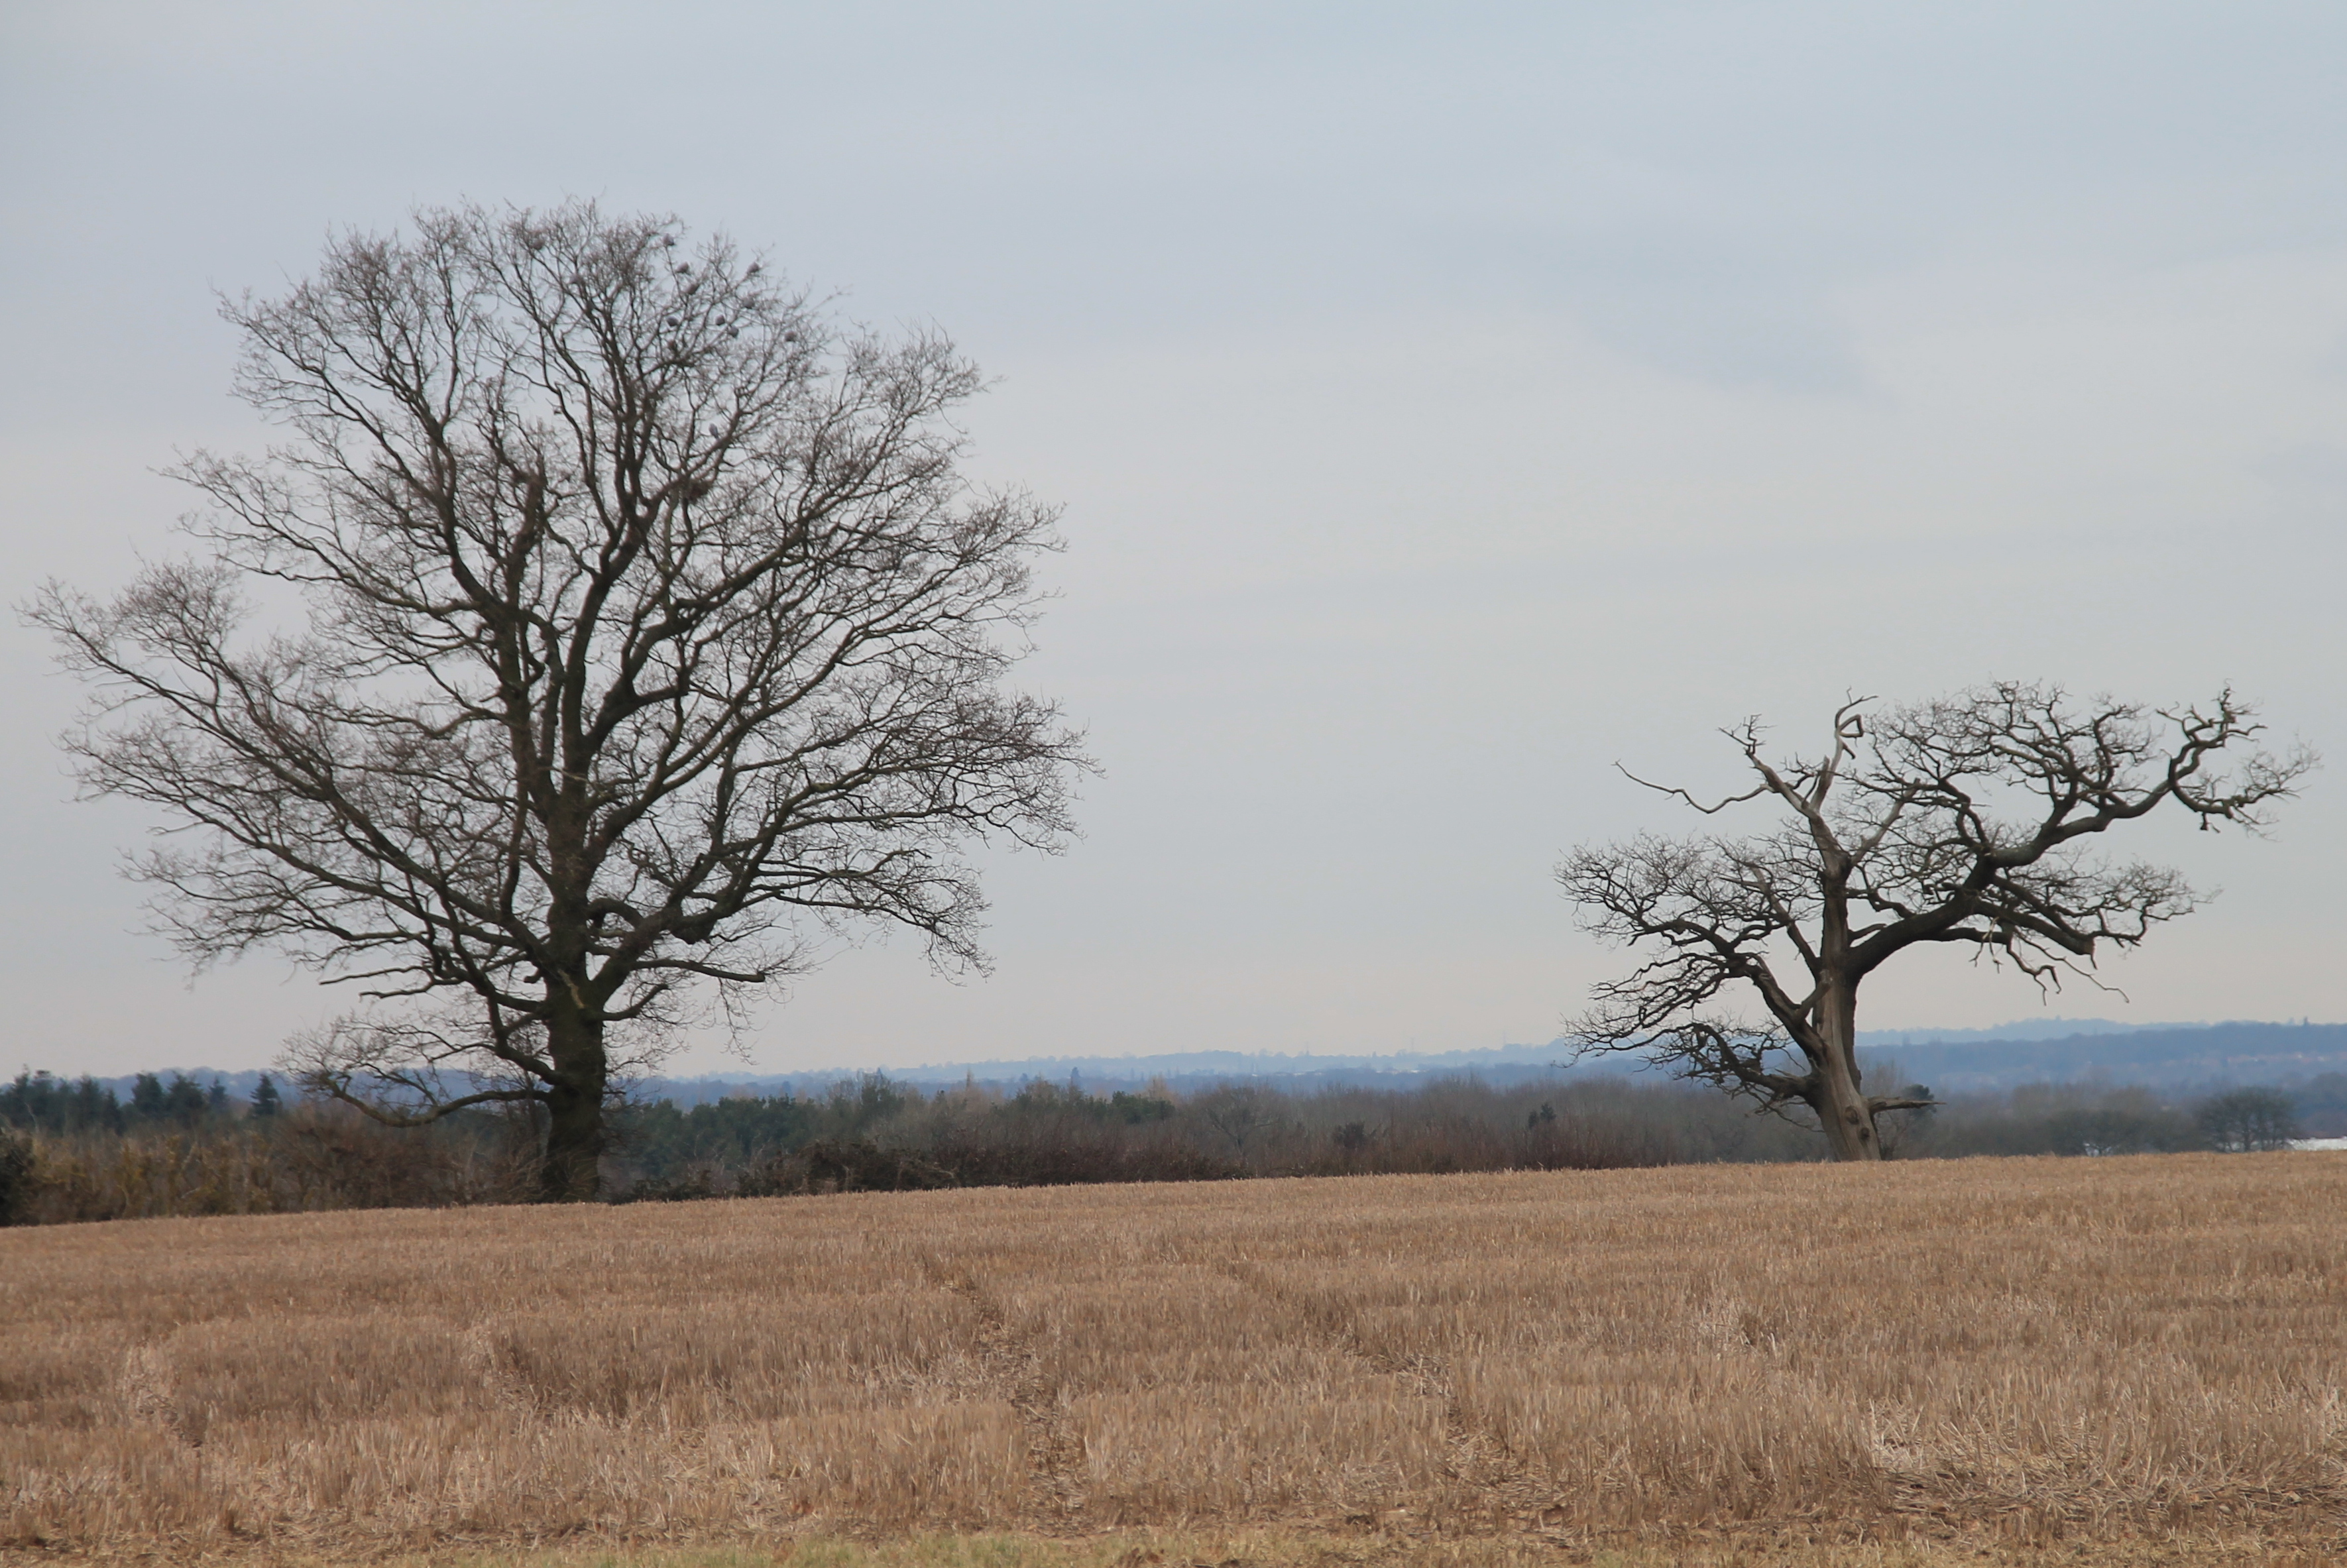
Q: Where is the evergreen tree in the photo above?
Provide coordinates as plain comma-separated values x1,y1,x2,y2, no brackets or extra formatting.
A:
130,1073,167,1120
0,1072,36,1129
163,1074,209,1125
74,1076,124,1133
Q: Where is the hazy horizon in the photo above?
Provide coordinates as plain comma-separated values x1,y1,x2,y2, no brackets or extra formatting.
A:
17,1017,2343,1095
5,3,2344,1078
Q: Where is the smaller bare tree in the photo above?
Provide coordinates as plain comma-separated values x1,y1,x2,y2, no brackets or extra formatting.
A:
1558,685,2313,1161
1195,1085,1281,1154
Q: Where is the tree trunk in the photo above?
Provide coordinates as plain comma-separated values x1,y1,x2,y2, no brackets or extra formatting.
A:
538,1001,608,1202
1812,978,1882,1162
1815,1058,1882,1160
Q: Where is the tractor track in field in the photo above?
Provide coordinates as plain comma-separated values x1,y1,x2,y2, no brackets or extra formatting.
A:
933,1266,1089,1530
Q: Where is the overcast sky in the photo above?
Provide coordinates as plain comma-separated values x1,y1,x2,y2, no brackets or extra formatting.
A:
4,2,2344,1078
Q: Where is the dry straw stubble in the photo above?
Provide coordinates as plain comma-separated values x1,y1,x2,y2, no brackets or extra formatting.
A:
4,1154,2346,1559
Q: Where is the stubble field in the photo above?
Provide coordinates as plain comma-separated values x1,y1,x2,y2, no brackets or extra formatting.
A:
5,1154,2346,1565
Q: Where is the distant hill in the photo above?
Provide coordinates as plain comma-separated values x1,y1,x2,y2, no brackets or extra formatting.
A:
1859,1021,2347,1093
1857,1017,2182,1045
654,1023,2347,1103
25,1051,1597,1110
25,1019,2347,1107
640,1046,1600,1105
652,1028,2347,1103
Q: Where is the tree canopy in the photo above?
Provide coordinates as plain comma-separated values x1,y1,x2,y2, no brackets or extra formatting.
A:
33,202,1088,1198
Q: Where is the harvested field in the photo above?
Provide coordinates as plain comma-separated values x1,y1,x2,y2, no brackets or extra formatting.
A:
5,1154,2346,1563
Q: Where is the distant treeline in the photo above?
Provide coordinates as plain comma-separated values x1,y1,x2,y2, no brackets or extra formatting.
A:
607,1074,1817,1198
0,1066,2319,1225
0,1070,524,1225
603,1072,2308,1198
1902,1081,2304,1158
1,1069,283,1134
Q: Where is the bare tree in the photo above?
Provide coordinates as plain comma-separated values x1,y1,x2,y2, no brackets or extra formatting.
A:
1195,1084,1282,1154
1558,685,2312,1161
2195,1088,2301,1153
31,201,1089,1200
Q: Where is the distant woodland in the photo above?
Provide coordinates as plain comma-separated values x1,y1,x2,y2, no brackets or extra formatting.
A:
1,1032,2326,1225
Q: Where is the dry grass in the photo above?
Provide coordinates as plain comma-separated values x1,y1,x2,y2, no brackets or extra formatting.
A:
5,1154,2346,1563
197,1528,2347,1568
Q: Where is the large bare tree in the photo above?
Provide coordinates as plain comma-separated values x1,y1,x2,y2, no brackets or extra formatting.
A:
32,202,1088,1199
1558,685,2312,1160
